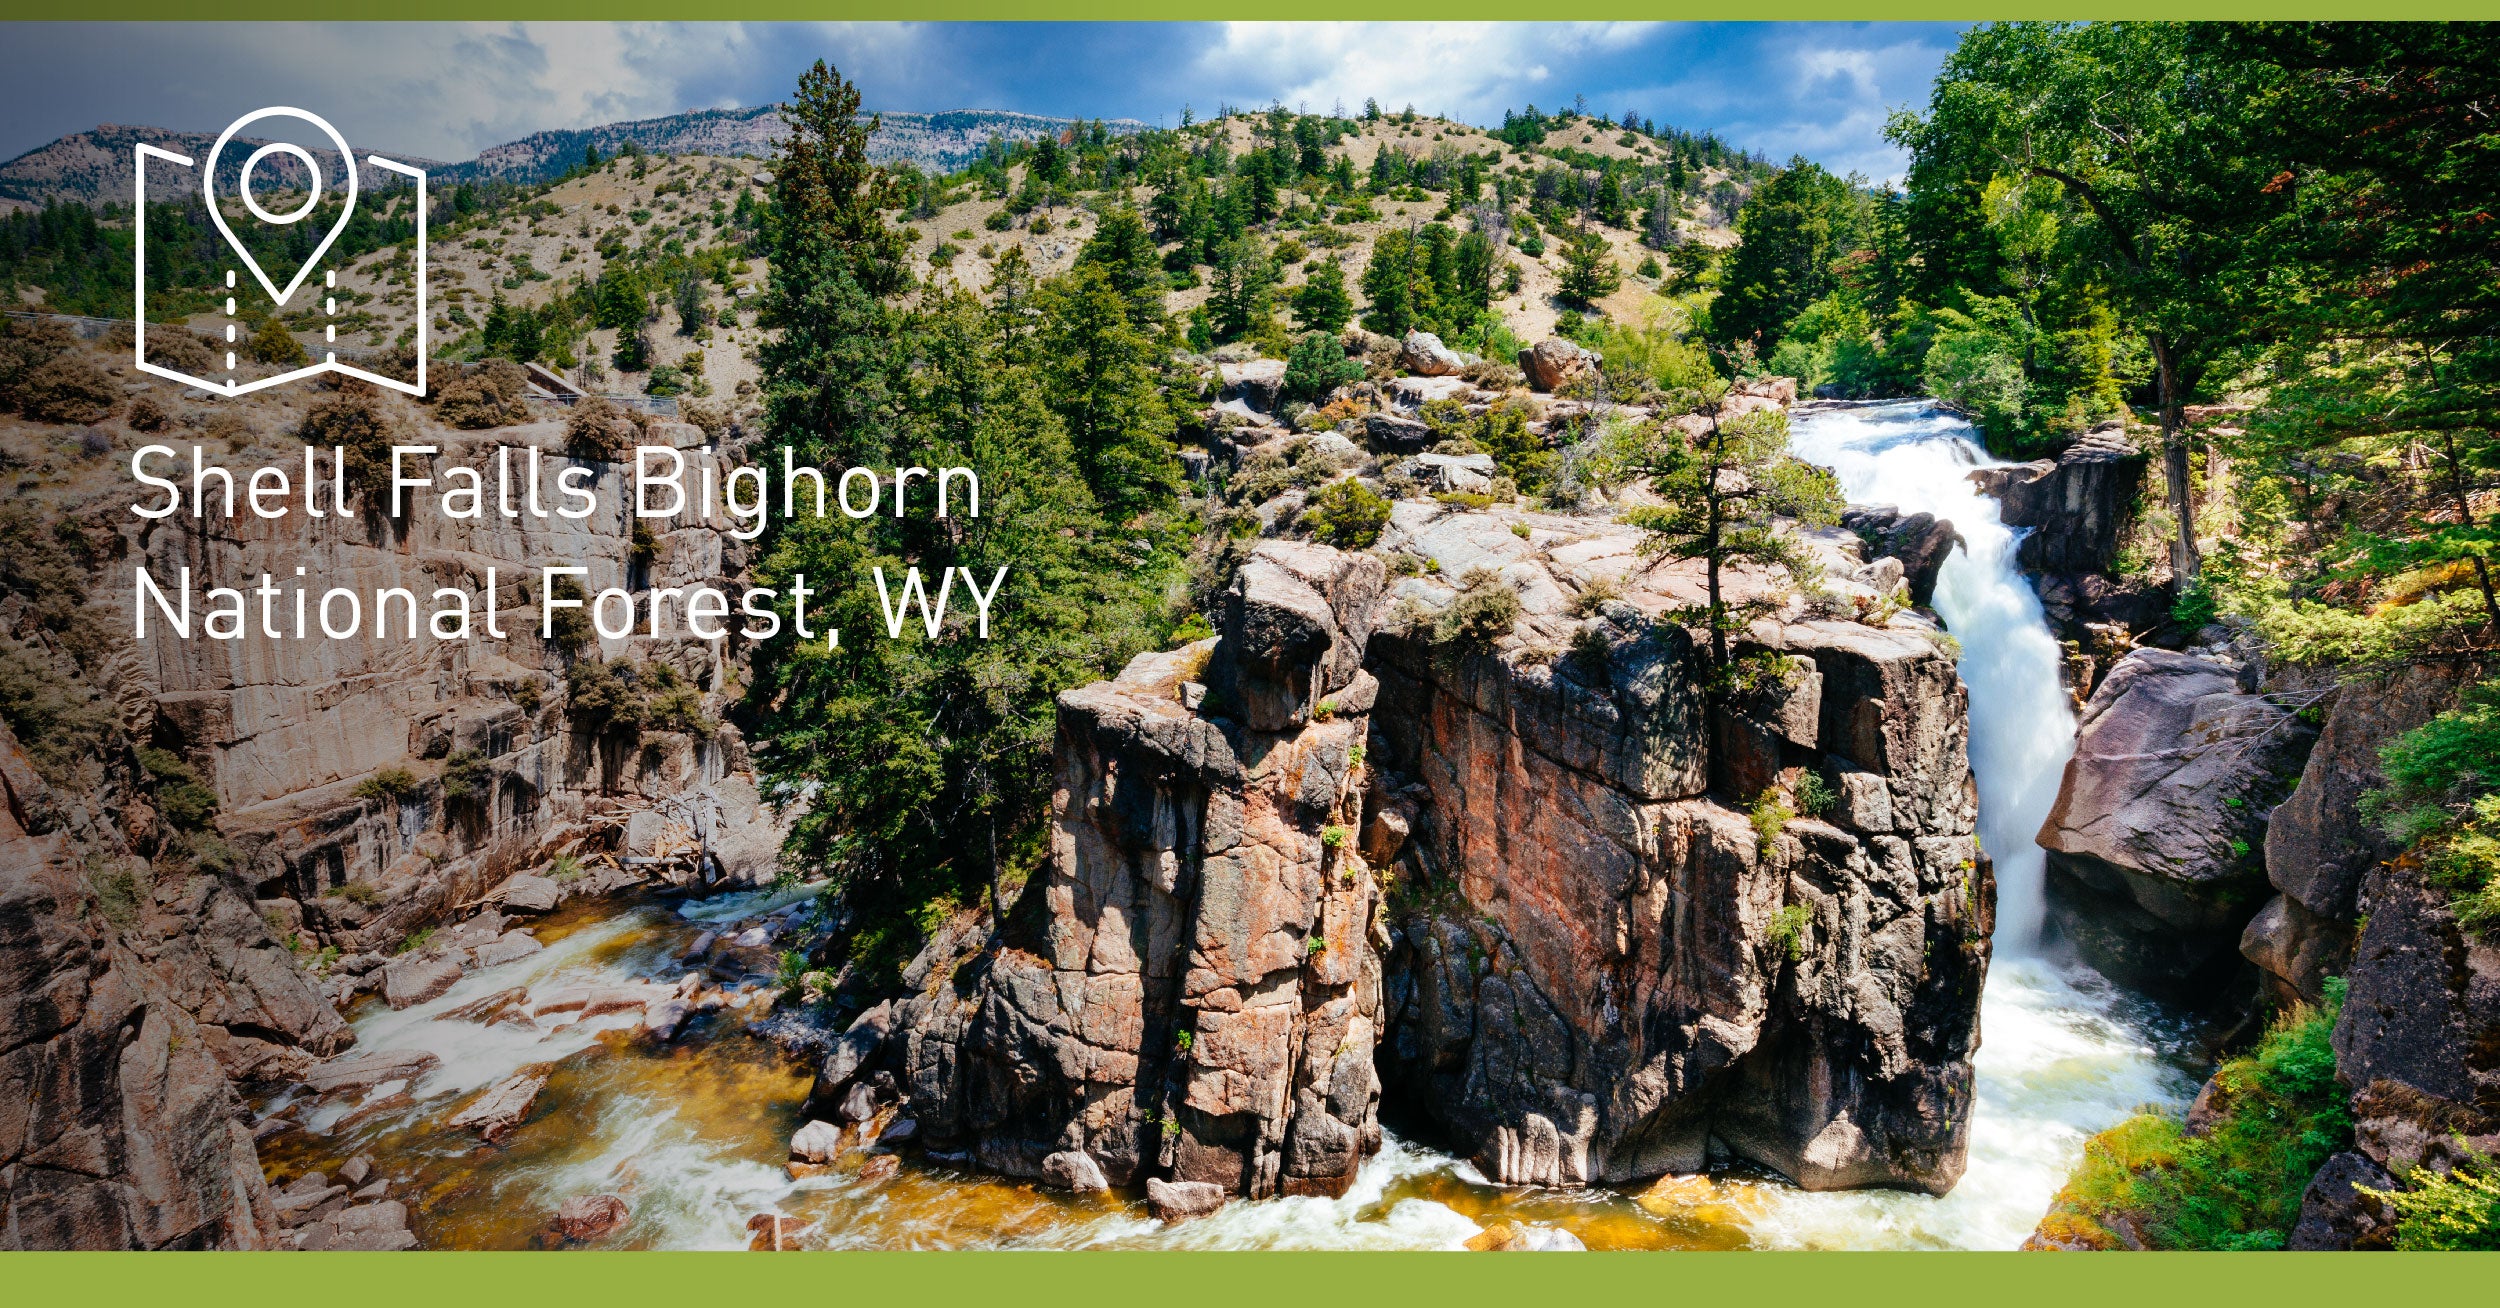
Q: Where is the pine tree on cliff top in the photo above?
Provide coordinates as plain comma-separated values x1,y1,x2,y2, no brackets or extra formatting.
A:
1624,364,1843,676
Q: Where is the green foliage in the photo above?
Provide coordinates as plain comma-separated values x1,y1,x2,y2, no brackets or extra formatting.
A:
1750,788,1797,858
1620,387,1843,668
1712,157,1865,352
1794,770,1836,819
1555,223,1621,308
1291,262,1355,334
2367,1143,2500,1250
1283,330,1362,404
747,63,1188,961
2367,678,2500,938
353,766,421,803
1306,478,1390,550
1767,903,1811,962
0,637,116,789
1321,824,1350,849
440,749,490,802
2041,988,2352,1250
1426,568,1522,648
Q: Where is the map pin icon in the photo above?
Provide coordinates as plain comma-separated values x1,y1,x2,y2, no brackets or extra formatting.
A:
203,107,360,308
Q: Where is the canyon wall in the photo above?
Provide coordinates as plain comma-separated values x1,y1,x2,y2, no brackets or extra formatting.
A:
835,488,1992,1199
2,384,785,1246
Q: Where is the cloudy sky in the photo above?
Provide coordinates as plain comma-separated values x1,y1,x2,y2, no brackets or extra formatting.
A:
0,22,1961,183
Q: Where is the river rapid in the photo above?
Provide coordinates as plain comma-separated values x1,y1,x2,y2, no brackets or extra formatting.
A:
258,399,2200,1251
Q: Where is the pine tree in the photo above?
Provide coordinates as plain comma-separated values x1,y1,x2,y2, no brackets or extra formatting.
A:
758,60,911,468
1074,206,1166,330
1624,382,1842,672
1207,235,1277,342
1557,223,1621,308
1292,261,1354,334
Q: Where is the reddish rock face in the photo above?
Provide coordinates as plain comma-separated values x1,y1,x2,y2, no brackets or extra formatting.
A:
865,542,1390,1199
0,726,282,1250
1371,615,1989,1195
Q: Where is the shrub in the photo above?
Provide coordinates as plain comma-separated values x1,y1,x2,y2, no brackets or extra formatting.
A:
352,766,421,802
14,352,118,425
1306,478,1390,549
1794,771,1836,819
1750,787,1796,856
248,319,308,367
1567,573,1624,618
1321,824,1350,848
298,392,397,495
1767,903,1811,961
1429,568,1521,647
126,396,172,432
143,329,220,376
330,879,381,906
441,748,490,801
566,657,643,729
1283,330,1362,403
2367,1144,2500,1250
545,573,596,649
0,637,117,787
434,361,529,429
565,396,647,460
679,399,730,441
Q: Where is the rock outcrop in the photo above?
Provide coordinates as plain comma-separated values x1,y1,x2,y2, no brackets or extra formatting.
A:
1,722,279,1249
2244,663,2477,1002
2037,649,2312,997
841,541,1389,1199
1371,600,1988,1194
1840,506,1960,607
1966,426,2145,575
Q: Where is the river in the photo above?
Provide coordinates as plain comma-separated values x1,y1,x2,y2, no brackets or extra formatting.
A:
257,399,2199,1251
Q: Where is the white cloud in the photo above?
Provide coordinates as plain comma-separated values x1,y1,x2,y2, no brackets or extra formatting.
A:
1191,23,1657,125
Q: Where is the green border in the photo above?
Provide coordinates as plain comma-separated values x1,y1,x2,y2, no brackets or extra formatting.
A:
6,1250,2500,1300
4,3,2500,18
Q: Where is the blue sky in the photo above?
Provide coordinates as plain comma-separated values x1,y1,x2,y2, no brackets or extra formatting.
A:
0,22,1963,183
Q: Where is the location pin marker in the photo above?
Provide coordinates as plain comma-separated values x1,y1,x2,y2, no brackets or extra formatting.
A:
203,107,361,308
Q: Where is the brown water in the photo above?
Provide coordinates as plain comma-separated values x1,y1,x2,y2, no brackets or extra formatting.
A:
256,887,2190,1250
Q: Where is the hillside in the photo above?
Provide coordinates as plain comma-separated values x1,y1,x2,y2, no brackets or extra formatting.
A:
247,104,1765,403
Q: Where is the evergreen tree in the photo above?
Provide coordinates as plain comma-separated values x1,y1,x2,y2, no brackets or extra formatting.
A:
1074,206,1167,330
1624,381,1843,671
1292,261,1355,334
1206,235,1277,342
1556,223,1621,308
758,60,912,468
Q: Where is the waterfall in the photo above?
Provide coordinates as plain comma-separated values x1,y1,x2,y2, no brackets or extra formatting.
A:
1783,400,2076,951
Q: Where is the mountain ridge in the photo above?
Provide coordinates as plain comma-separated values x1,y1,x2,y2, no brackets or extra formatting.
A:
0,106,1145,207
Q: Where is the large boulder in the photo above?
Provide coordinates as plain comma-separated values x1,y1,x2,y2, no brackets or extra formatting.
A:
1401,331,1465,377
1219,358,1287,414
1840,506,1961,607
1517,338,1597,392
2037,649,2313,997
1210,541,1386,733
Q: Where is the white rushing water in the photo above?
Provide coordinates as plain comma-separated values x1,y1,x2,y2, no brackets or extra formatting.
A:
1748,399,2196,1248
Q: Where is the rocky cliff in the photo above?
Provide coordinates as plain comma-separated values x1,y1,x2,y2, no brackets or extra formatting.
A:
1366,509,1987,1194
1,363,787,1246
822,450,1992,1200
856,541,1387,1198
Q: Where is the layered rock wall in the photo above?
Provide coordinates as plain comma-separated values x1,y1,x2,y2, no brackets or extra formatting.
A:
871,543,1389,1198
1371,615,1988,1193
